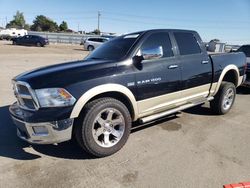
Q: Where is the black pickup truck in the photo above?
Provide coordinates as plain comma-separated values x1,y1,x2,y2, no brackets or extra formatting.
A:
9,29,247,157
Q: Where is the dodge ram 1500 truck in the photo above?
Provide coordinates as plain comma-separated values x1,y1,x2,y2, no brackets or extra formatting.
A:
9,29,247,157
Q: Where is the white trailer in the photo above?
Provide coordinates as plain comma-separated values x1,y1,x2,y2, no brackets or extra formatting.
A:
0,28,27,40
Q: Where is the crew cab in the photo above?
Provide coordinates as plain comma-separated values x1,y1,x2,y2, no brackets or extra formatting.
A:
9,29,247,157
236,45,250,87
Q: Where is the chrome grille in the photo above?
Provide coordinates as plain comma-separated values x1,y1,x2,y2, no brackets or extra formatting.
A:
13,81,39,111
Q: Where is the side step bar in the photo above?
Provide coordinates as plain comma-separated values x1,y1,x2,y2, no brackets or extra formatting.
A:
139,97,214,124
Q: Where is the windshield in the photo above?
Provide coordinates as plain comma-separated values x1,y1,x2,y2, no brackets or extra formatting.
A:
237,46,250,57
86,33,142,61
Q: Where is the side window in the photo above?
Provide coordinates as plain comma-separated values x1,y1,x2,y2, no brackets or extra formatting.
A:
96,38,103,42
88,38,94,42
174,32,201,55
141,32,173,58
238,46,250,57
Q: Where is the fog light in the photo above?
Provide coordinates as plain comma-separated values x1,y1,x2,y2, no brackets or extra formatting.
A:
51,118,74,130
32,126,48,135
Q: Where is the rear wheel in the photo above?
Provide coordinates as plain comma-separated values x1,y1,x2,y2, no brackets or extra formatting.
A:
36,42,42,47
75,98,132,157
210,81,236,115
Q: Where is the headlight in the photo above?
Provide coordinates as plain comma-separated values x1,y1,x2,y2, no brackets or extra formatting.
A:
35,88,76,107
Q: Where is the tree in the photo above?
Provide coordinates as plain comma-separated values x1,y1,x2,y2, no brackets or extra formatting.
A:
59,21,68,32
93,29,101,35
6,11,27,29
30,15,58,32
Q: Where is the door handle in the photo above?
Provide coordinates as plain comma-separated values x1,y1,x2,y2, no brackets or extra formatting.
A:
168,64,178,69
202,60,209,64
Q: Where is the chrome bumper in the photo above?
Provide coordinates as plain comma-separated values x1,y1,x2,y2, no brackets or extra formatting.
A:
10,105,74,144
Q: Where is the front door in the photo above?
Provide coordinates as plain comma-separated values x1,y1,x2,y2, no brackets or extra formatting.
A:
135,31,181,117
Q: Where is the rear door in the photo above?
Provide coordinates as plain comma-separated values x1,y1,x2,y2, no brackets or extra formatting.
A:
135,31,182,116
173,31,212,102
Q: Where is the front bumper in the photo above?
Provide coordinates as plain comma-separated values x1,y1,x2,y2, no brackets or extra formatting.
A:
9,103,74,144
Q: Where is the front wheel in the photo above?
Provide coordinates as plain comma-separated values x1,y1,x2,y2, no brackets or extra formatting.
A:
74,98,132,157
210,81,236,115
87,45,94,51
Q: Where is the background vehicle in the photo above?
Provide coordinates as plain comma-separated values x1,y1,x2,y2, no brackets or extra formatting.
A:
237,45,250,87
9,29,246,157
83,37,109,51
12,35,49,47
0,28,27,40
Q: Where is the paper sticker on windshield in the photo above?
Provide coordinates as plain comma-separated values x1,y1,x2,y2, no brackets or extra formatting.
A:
124,34,139,39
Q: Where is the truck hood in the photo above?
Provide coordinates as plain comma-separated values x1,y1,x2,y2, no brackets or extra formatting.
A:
14,59,116,89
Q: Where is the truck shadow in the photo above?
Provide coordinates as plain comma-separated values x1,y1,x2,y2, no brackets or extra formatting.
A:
183,105,215,116
0,104,215,160
0,104,181,160
0,105,41,160
236,86,250,95
0,105,93,160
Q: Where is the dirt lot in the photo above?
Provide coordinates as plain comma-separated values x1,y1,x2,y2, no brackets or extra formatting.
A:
1,41,250,188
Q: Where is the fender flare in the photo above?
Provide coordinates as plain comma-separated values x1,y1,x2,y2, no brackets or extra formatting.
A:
70,84,139,121
214,64,240,94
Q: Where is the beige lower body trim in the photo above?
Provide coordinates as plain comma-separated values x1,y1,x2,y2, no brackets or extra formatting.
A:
238,75,244,86
137,84,211,118
209,82,218,96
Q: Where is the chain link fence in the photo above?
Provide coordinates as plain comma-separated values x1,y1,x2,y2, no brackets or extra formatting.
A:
28,31,97,44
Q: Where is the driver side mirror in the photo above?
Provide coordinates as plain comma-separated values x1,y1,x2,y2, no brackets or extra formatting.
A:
142,46,163,60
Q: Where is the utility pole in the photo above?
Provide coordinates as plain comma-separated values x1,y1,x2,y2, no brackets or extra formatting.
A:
97,11,101,32
5,16,7,28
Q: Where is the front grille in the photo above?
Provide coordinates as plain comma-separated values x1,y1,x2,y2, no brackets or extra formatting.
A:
13,81,39,111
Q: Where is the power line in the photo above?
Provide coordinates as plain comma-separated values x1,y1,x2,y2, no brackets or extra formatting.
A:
101,16,250,30
102,11,250,24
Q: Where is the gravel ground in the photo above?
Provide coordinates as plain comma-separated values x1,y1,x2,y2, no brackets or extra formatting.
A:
0,41,250,188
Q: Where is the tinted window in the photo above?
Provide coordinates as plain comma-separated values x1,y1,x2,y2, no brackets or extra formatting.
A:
174,32,201,55
237,46,250,57
141,32,173,58
88,38,96,42
87,33,141,60
96,38,104,43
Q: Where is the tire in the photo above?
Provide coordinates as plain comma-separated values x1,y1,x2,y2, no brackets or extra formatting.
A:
74,97,132,157
36,42,42,47
87,45,94,51
12,41,17,45
210,81,236,115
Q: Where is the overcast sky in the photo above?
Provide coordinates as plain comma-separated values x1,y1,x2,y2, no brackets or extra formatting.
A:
0,0,249,44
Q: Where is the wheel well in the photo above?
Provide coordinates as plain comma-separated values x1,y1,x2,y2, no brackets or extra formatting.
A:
87,92,135,119
88,45,94,49
222,70,238,86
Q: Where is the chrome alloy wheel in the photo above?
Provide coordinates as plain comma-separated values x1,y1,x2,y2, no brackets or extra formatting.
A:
92,108,125,148
222,88,235,111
